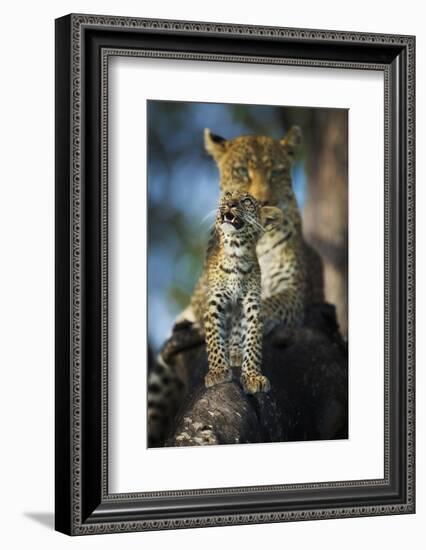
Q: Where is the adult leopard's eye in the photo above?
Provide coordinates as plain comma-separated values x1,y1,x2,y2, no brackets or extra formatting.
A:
233,165,249,180
270,167,286,179
242,197,254,207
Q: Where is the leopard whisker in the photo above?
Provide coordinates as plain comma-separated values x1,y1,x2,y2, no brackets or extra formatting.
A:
200,209,217,225
248,218,265,234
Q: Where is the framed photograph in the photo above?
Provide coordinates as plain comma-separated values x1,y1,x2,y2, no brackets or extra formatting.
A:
55,14,415,535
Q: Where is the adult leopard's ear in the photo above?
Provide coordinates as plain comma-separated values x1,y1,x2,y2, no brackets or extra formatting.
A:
260,206,284,231
280,126,302,159
204,128,228,162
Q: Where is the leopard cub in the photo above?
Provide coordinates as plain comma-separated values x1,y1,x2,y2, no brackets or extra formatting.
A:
191,190,283,394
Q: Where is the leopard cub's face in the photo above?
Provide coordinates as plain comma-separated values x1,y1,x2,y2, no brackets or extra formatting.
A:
216,190,284,241
217,191,262,239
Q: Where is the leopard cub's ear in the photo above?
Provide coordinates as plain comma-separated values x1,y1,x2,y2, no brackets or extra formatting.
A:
204,128,229,162
280,126,302,159
260,206,284,231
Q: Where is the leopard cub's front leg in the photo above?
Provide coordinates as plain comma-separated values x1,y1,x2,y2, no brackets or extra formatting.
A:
204,291,232,388
240,290,270,394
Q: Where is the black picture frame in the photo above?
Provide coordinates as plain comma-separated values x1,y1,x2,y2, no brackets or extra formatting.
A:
55,13,415,535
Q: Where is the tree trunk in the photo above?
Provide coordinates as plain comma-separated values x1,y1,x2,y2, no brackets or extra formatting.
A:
303,110,349,338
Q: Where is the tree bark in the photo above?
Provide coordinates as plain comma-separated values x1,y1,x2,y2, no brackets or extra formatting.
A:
303,110,349,338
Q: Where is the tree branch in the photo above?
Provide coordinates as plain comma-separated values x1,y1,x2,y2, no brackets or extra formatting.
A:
160,303,348,447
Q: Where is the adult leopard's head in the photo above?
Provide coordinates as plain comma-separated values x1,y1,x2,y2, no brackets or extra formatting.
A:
217,190,283,240
204,127,301,209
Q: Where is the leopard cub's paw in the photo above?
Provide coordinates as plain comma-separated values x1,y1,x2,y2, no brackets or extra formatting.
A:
241,373,271,394
205,367,232,388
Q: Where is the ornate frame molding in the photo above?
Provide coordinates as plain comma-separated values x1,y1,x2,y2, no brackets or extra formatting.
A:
55,13,415,535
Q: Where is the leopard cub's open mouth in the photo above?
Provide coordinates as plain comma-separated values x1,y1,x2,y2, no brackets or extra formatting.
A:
221,210,244,230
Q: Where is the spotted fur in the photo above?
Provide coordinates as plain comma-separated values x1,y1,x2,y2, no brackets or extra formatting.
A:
204,127,324,332
191,191,282,393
